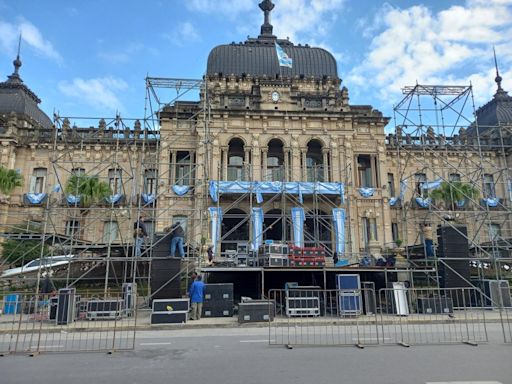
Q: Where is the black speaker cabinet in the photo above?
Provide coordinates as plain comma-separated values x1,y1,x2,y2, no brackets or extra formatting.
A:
150,234,173,257
57,288,76,325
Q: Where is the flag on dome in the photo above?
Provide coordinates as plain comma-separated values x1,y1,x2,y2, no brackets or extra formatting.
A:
275,42,292,68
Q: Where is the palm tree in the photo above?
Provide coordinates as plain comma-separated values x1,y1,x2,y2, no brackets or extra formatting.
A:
65,174,112,210
429,181,479,211
0,166,23,197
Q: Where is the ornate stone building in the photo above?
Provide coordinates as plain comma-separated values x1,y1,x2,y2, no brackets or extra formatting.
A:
0,1,510,280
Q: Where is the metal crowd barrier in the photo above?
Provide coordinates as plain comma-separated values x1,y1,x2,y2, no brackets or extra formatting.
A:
267,286,500,347
501,288,512,343
0,291,136,355
378,287,488,346
268,288,379,347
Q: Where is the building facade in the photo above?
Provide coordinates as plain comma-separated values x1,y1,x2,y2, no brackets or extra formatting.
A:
0,1,511,269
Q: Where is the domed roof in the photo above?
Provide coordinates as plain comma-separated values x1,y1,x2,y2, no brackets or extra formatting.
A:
206,0,339,80
0,55,52,129
207,40,339,80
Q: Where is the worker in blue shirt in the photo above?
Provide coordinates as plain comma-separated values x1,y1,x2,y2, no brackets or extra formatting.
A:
188,275,205,320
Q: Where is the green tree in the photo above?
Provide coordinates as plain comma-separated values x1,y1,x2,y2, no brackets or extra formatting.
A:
1,222,49,267
0,166,23,195
429,181,480,211
65,174,112,209
1,239,50,267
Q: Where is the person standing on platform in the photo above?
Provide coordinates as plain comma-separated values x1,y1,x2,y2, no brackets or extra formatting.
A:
422,223,434,257
168,222,185,257
188,275,205,320
133,216,148,257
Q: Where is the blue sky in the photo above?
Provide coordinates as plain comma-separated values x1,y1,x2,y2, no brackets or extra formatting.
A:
1,0,511,123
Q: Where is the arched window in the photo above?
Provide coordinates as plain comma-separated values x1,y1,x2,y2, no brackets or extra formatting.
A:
306,140,324,182
227,138,245,181
221,208,249,252
266,139,284,181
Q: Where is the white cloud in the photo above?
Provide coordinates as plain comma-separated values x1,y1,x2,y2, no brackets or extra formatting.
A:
271,0,345,42
162,22,200,46
186,0,253,19
0,19,61,62
347,0,512,106
186,0,345,46
58,77,128,113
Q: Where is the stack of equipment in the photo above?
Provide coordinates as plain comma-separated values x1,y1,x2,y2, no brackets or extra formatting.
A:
288,246,326,267
57,288,76,325
285,286,321,317
151,258,181,299
258,242,289,267
86,299,123,320
238,300,275,323
151,298,189,324
203,283,234,317
122,282,137,315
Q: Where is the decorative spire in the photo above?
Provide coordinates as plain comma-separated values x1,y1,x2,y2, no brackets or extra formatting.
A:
259,0,275,38
7,34,22,83
493,46,503,92
14,35,22,73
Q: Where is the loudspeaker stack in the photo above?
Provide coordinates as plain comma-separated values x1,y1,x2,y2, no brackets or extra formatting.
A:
150,258,182,299
150,234,172,258
437,226,472,300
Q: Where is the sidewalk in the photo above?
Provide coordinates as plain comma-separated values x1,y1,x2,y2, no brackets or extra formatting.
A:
1,308,509,334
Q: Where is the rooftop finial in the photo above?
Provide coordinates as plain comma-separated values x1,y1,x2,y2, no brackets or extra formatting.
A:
493,46,503,92
13,34,22,76
259,0,275,37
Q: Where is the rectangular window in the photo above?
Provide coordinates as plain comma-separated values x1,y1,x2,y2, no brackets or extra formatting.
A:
357,155,378,187
65,220,80,238
174,151,194,186
387,173,396,196
449,173,461,183
391,222,399,242
483,174,496,198
71,168,85,177
488,223,501,241
103,221,119,243
108,169,122,195
30,168,47,194
415,173,427,197
143,169,157,195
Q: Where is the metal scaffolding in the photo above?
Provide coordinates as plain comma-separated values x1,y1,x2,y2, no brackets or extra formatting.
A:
389,83,512,284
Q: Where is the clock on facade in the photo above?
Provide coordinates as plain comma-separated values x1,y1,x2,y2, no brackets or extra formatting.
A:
271,91,280,102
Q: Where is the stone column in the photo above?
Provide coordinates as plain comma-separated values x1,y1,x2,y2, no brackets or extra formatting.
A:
169,150,176,185
221,146,228,181
284,147,290,182
244,148,251,181
322,148,330,182
261,148,268,181
301,150,307,182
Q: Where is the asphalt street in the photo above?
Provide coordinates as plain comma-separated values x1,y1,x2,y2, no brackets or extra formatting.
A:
0,325,510,384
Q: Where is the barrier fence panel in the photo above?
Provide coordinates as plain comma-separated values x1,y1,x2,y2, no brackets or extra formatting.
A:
378,287,488,346
268,288,379,347
0,291,137,355
501,288,512,344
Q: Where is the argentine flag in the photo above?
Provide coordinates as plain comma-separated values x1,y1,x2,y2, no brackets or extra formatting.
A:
275,43,292,68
